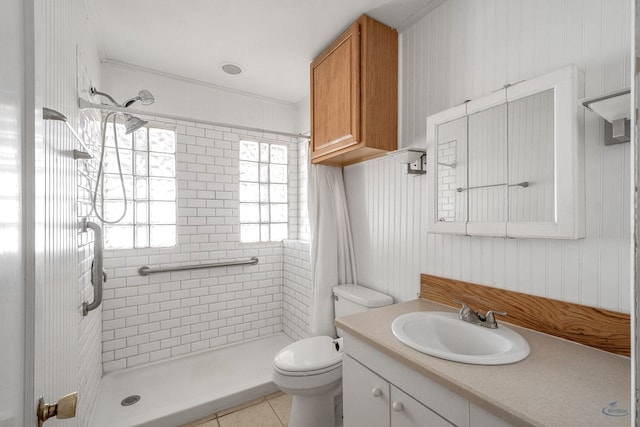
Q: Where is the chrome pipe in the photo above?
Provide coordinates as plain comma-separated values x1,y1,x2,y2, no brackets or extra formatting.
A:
81,218,104,316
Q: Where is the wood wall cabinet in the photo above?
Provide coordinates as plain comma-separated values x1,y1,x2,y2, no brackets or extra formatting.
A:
310,14,398,166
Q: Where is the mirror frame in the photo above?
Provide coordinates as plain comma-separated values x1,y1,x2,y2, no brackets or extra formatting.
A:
426,65,585,239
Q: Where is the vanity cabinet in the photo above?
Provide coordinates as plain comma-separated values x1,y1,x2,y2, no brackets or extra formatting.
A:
342,331,514,427
310,14,397,166
343,355,453,427
426,65,585,239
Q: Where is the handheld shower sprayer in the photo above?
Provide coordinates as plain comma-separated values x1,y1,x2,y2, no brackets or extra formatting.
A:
89,87,156,224
124,90,155,107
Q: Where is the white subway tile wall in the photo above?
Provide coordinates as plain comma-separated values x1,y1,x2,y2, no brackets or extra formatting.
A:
101,118,301,372
77,65,104,425
282,240,312,341
297,138,311,241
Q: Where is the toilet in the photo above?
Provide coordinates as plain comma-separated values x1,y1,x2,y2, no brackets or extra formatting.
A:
272,284,393,427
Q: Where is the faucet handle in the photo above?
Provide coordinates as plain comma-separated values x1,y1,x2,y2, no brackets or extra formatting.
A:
484,310,507,327
453,300,471,314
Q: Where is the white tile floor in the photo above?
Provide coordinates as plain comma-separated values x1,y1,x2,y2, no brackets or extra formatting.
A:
181,392,292,427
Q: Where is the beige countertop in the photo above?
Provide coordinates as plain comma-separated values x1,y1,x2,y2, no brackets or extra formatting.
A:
336,299,631,427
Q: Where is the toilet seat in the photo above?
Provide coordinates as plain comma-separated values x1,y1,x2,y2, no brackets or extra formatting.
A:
273,336,342,375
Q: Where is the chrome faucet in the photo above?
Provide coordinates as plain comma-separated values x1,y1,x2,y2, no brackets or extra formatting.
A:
454,301,506,329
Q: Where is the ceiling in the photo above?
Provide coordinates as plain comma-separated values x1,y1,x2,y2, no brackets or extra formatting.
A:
87,0,442,104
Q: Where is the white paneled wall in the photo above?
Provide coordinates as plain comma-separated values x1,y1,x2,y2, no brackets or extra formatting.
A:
282,240,312,341
346,0,631,312
37,1,79,426
345,162,426,301
101,120,299,372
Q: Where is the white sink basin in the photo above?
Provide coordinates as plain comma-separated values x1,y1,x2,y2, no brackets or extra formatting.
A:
391,311,530,365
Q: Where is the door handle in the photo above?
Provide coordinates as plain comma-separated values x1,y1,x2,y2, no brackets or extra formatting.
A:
37,392,77,427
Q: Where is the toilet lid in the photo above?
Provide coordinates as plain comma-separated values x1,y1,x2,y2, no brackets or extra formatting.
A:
273,336,342,372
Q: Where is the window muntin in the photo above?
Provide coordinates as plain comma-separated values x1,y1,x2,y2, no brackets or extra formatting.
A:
239,140,288,242
102,123,177,249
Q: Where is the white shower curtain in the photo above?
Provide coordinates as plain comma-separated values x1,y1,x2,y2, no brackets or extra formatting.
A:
308,164,358,338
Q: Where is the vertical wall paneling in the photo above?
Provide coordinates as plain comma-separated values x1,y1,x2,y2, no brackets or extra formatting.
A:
37,0,80,425
344,0,631,312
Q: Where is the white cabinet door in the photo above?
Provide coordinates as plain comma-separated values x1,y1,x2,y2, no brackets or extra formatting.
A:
343,355,390,427
390,386,454,427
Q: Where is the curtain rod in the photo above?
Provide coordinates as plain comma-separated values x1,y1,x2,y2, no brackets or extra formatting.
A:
78,98,310,140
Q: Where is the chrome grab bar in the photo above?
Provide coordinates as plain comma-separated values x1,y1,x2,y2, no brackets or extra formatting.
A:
81,218,104,316
137,257,259,276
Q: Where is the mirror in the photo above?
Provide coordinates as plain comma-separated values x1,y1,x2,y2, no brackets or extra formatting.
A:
508,89,555,223
436,117,466,223
467,104,507,223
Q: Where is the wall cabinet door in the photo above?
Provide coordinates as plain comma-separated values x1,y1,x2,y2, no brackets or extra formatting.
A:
310,20,360,157
390,386,455,427
343,355,390,427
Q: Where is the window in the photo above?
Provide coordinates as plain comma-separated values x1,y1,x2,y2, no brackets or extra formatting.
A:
102,122,176,250
239,140,288,242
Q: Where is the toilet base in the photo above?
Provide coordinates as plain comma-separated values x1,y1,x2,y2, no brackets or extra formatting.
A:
288,384,341,427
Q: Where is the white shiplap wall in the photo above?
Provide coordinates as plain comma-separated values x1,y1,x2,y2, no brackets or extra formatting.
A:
345,0,631,312
37,1,80,425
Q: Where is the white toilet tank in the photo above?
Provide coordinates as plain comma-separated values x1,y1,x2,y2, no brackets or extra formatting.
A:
333,284,393,319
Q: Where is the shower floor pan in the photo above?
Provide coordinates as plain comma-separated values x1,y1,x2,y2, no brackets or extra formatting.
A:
91,333,293,427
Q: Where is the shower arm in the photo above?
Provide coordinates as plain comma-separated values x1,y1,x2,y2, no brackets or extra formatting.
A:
91,88,122,107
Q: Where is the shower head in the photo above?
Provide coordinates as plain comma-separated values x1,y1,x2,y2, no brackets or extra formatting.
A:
91,87,155,108
124,114,148,134
123,90,155,107
137,90,155,105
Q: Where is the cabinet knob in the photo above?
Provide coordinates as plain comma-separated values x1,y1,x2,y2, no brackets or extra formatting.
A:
392,401,404,412
371,387,382,397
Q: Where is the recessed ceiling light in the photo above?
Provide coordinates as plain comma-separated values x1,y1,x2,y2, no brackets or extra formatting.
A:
221,63,242,75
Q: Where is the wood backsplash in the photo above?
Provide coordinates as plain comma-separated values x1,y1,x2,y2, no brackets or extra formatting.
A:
420,274,630,357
